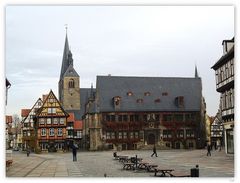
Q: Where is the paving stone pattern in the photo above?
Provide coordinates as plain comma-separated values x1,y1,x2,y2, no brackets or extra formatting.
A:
6,149,234,177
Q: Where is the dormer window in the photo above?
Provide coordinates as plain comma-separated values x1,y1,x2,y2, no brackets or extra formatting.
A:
155,98,161,103
113,96,121,109
136,99,143,103
68,79,75,88
144,92,150,96
127,91,133,96
175,96,184,108
162,92,168,96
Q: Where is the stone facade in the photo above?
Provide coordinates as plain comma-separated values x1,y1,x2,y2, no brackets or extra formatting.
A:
62,76,80,111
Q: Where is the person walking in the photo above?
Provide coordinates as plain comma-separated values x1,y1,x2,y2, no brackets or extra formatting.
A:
217,139,221,151
151,145,158,157
72,143,77,161
207,143,211,156
26,147,30,157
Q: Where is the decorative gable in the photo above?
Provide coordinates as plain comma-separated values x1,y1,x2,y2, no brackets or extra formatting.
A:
21,98,43,124
37,90,69,117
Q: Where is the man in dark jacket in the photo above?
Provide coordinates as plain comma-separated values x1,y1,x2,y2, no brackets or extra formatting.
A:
207,143,211,156
72,144,77,161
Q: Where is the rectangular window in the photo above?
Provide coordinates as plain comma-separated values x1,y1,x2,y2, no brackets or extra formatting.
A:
48,108,56,114
76,131,82,138
111,115,115,122
118,132,122,139
123,132,127,139
47,118,51,124
60,118,65,124
106,115,110,122
134,132,139,139
118,115,123,122
123,115,128,122
163,130,172,138
177,130,184,138
53,118,58,124
163,114,173,122
186,129,194,137
135,115,139,121
106,132,111,139
231,60,234,76
41,128,46,136
130,115,134,122
49,128,55,136
174,114,184,122
57,128,62,136
111,132,115,139
215,71,218,84
185,114,196,121
49,98,54,103
130,132,134,139
39,118,45,125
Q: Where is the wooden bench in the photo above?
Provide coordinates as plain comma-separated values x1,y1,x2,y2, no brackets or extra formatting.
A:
119,156,129,163
154,168,174,177
137,162,149,169
145,164,158,172
123,162,135,170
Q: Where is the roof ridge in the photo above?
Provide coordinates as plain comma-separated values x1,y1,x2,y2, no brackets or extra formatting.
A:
96,75,200,79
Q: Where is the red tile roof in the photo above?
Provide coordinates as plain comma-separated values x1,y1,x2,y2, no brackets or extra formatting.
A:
67,113,75,122
74,120,83,130
21,109,31,117
6,116,12,123
42,94,48,102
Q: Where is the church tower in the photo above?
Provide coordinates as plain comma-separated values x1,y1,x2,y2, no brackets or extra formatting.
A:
58,29,80,111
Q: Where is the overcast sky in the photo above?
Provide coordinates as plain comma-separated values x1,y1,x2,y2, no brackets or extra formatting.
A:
5,5,234,117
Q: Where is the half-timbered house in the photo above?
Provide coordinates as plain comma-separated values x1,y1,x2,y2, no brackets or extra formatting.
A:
21,98,43,151
36,90,69,152
212,37,234,154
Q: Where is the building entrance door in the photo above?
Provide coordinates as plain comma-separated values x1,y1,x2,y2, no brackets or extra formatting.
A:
175,142,180,149
148,134,155,145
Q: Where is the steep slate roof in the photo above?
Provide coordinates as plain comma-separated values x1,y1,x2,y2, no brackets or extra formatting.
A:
63,64,79,77
96,76,202,112
80,88,96,116
60,34,70,79
211,46,234,70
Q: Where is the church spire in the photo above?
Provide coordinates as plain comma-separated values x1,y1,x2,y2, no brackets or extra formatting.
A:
60,25,70,79
90,83,94,100
195,65,199,78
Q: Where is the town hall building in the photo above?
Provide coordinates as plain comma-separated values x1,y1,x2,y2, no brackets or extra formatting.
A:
58,32,206,151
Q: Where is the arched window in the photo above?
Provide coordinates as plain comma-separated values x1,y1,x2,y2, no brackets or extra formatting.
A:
68,79,75,88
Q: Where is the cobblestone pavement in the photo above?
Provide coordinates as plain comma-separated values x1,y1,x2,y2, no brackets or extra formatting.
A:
6,149,234,177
